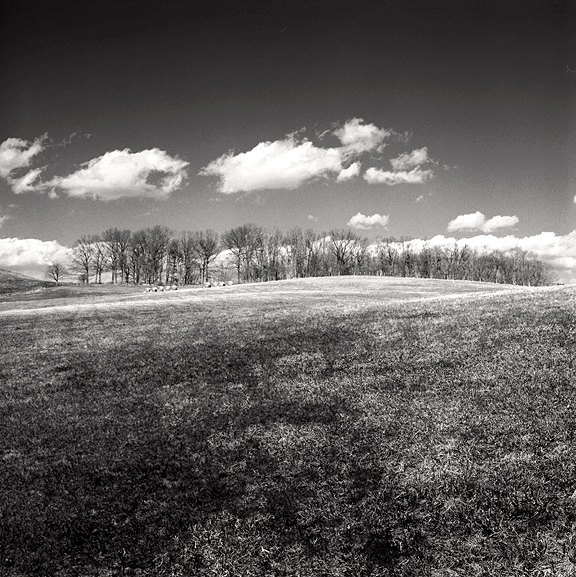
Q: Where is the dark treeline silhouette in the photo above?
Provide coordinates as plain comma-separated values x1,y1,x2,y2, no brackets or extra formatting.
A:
67,224,554,287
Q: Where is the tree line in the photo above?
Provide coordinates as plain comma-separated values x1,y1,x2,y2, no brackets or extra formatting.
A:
46,224,554,287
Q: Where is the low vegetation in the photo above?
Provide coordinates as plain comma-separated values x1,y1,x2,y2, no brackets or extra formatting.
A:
1,277,575,576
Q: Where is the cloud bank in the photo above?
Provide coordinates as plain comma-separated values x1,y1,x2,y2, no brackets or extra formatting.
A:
347,212,389,229
201,119,437,193
447,211,519,233
0,238,73,279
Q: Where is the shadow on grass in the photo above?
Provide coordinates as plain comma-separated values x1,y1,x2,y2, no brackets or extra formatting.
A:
2,320,427,575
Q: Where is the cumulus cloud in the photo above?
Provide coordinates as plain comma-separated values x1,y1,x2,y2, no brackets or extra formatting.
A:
333,118,391,155
308,215,319,222
447,211,519,233
347,212,389,229
0,215,9,228
201,119,423,193
0,136,46,179
336,162,361,182
200,136,343,193
0,237,73,278
48,148,189,200
0,136,189,201
390,147,430,170
364,167,434,185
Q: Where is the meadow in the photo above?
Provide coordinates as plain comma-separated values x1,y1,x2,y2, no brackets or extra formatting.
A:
1,277,575,576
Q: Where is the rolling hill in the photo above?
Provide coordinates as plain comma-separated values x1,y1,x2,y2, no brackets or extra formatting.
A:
0,267,55,295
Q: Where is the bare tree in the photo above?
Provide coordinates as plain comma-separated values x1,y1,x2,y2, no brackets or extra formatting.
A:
192,229,220,284
70,236,96,284
221,223,263,283
102,228,131,283
178,232,199,285
130,226,173,284
92,237,107,284
328,229,361,275
45,262,67,286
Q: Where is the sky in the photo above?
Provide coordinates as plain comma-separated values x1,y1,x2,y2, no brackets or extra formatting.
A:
1,0,575,281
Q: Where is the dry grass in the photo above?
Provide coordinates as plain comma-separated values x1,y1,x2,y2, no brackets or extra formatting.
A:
1,277,575,576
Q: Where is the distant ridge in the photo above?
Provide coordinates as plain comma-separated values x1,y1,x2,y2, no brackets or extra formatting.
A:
0,268,55,295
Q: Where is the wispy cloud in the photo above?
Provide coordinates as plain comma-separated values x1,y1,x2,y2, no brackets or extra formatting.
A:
0,136,46,179
389,147,431,170
9,168,45,194
447,211,519,233
347,212,389,229
333,118,392,155
0,215,9,228
364,167,434,185
308,214,319,222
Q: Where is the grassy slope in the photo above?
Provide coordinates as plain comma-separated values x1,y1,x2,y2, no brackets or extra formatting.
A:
1,277,575,576
0,267,55,295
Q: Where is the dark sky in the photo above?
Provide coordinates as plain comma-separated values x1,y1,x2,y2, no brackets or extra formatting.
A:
0,0,575,278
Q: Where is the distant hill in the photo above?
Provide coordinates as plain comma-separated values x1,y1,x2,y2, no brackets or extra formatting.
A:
0,268,56,295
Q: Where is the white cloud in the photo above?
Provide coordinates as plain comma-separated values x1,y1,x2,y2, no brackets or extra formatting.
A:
447,211,519,233
0,215,9,228
415,195,425,203
347,212,389,229
201,119,437,193
49,148,189,200
336,162,361,182
364,167,433,185
447,211,486,231
390,147,430,170
333,118,391,155
200,136,343,193
0,136,46,179
0,137,189,200
10,168,45,194
308,214,319,222
482,215,519,233
573,195,576,203
0,237,73,278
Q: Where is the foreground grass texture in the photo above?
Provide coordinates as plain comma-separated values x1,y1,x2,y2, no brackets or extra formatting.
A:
1,277,576,576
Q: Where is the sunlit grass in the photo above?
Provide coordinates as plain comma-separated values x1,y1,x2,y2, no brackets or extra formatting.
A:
1,278,575,576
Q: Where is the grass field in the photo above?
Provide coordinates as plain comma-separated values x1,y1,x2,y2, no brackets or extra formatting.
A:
1,276,576,576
